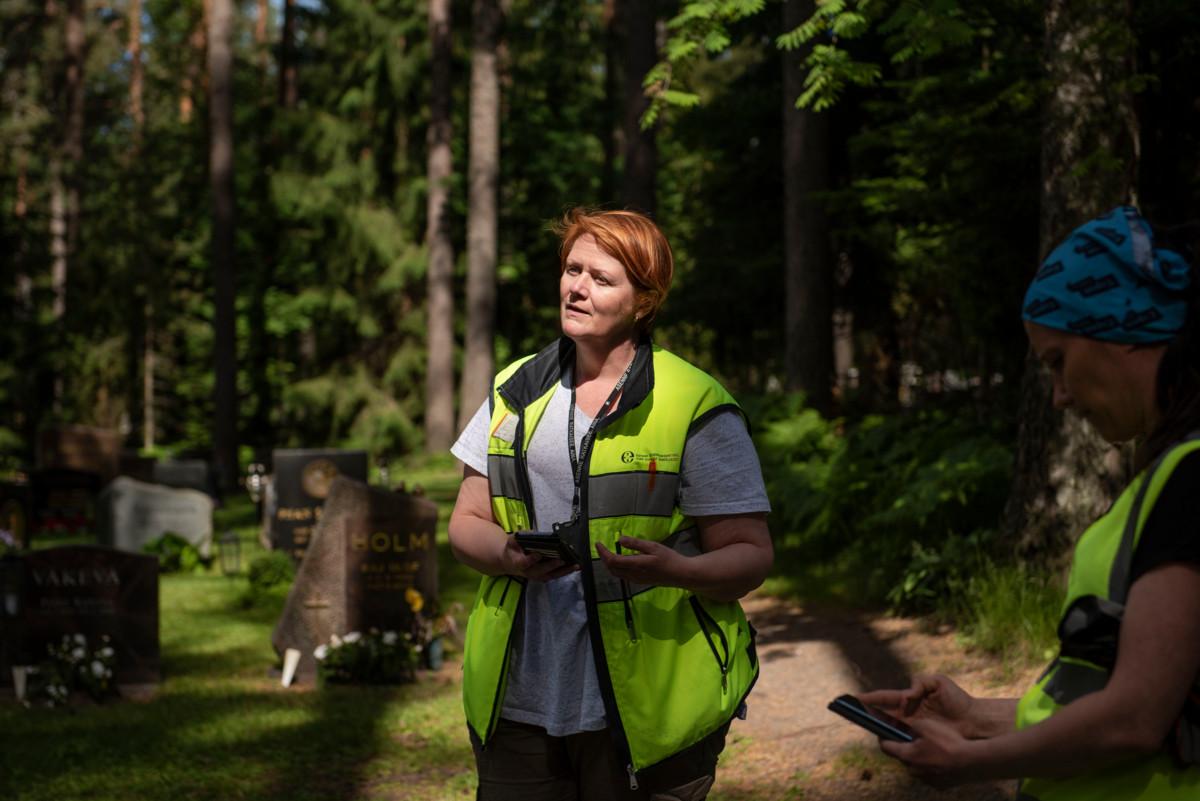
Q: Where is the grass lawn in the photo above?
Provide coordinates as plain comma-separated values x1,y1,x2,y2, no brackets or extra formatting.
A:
2,454,480,801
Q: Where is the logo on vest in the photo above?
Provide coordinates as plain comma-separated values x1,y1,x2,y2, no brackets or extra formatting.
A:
618,451,680,470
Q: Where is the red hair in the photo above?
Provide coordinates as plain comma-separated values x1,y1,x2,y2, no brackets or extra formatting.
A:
554,208,674,332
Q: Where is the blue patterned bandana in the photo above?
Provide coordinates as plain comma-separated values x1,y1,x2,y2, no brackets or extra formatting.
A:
1022,206,1192,343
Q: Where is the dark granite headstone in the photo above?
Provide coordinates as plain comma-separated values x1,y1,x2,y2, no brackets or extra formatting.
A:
0,482,33,548
37,425,122,483
153,459,215,497
32,468,102,533
271,449,368,562
0,546,160,686
271,477,438,681
118,452,157,483
97,477,213,556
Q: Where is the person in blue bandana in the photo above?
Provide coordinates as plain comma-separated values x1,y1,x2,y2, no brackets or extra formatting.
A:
858,207,1200,800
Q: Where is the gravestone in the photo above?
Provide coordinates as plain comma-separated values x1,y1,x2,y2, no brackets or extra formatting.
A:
153,459,214,497
96,477,213,557
0,546,160,687
118,452,157,483
37,425,122,483
0,482,33,548
32,468,102,533
271,449,368,562
271,476,438,681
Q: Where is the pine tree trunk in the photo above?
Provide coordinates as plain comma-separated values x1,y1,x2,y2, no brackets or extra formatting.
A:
459,0,502,432
279,0,297,109
64,0,84,266
620,0,656,216
1001,0,1137,559
209,0,238,491
781,0,832,413
424,0,456,451
601,0,619,204
128,0,154,449
180,0,209,123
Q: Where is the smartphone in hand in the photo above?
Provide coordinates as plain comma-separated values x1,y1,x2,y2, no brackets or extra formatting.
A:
827,694,917,742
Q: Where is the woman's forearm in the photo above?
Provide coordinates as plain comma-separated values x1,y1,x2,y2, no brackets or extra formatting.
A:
963,697,1019,739
680,540,774,602
447,511,510,576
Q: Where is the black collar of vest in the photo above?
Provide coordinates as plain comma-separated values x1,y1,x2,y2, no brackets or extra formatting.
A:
497,334,655,417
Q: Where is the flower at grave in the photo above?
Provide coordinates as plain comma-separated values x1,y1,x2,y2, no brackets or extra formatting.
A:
98,647,114,659
382,631,398,646
314,644,329,661
0,528,16,556
91,660,105,678
71,647,86,662
73,634,86,646
405,587,424,614
330,633,343,647
343,631,362,644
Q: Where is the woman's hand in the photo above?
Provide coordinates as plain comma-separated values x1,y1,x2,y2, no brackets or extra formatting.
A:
879,716,977,789
499,535,578,582
860,674,977,737
595,535,688,586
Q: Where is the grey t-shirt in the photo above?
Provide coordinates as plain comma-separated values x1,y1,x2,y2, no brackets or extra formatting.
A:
451,369,770,736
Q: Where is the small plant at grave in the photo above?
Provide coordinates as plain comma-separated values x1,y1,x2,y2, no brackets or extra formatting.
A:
24,633,118,707
0,528,19,557
314,628,418,686
142,532,211,574
239,551,295,608
406,588,462,666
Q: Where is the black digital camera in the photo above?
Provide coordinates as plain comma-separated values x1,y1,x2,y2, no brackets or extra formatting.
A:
514,518,582,565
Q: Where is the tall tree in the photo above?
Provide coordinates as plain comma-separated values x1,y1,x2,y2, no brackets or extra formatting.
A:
781,0,832,413
279,0,298,108
208,0,238,490
1002,0,1137,557
459,0,503,431
620,0,656,215
424,0,456,451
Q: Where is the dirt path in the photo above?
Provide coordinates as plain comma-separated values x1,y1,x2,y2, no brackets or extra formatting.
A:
710,595,1042,801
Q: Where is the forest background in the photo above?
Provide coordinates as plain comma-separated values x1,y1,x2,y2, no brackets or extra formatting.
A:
3,0,1199,617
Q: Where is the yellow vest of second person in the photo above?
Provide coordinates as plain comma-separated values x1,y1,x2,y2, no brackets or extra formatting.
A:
1015,438,1200,800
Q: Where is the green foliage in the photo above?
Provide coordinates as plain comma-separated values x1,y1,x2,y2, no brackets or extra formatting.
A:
757,397,1014,611
955,560,1064,662
240,550,296,608
142,533,210,574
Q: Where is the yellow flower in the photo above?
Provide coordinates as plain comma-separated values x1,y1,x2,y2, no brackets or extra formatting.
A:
405,587,424,613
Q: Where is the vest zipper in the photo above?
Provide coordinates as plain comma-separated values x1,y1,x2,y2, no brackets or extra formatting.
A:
616,539,638,641
494,576,513,615
690,595,730,692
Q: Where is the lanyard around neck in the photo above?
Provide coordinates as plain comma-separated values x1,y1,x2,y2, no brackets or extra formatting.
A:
566,354,636,520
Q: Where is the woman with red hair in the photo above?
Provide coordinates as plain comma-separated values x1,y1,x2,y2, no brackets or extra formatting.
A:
449,208,774,800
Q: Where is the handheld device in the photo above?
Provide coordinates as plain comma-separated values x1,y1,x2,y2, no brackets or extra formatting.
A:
514,530,578,565
827,694,917,742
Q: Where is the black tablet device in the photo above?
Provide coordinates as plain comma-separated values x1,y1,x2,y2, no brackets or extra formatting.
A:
827,694,917,742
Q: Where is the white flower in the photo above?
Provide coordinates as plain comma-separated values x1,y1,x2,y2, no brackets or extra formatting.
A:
330,634,342,647
73,634,87,646
71,647,86,661
98,647,114,658
91,660,105,678
382,631,398,646
343,631,362,644
314,644,329,661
